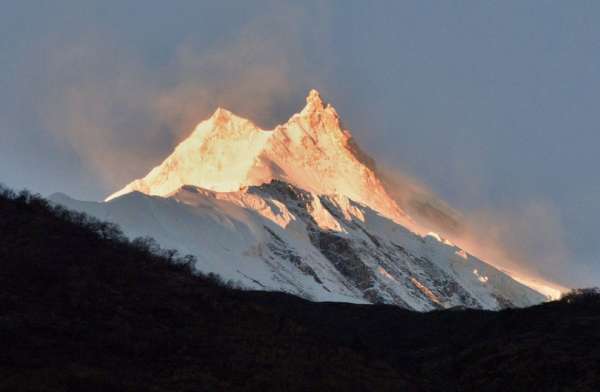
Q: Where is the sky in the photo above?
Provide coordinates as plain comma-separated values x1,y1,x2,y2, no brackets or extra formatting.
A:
1,1,599,287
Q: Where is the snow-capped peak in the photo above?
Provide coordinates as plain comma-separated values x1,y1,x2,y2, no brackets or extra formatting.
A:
210,106,231,121
105,90,409,224
301,89,325,114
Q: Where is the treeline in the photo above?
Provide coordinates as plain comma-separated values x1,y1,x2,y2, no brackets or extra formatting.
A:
0,185,237,289
1,183,600,390
560,287,600,305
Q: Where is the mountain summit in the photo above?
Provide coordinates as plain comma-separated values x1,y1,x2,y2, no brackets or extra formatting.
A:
106,90,407,223
301,88,326,114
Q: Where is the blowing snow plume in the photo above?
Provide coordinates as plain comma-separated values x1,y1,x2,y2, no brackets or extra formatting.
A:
380,169,569,299
41,42,298,192
38,3,330,195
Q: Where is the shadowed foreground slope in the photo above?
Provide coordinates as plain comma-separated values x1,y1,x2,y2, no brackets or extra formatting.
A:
1,188,599,391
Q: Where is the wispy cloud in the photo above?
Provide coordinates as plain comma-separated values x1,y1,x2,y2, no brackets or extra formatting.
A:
38,2,331,195
380,166,573,291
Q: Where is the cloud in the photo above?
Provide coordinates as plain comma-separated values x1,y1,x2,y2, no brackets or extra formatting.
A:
38,2,330,196
459,201,572,285
380,166,573,291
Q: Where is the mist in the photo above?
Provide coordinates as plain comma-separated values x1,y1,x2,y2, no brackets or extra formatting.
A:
380,168,571,295
34,3,329,195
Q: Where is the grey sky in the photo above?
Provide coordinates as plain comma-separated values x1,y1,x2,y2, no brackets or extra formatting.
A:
1,1,598,287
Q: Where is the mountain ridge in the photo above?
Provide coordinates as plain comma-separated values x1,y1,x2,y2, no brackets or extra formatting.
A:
106,89,409,225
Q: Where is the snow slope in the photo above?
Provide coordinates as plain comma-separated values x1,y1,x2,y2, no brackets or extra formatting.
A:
52,180,545,310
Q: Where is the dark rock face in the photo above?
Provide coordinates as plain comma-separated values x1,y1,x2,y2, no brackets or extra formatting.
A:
264,225,322,285
251,181,387,304
409,255,482,309
249,180,515,310
314,230,382,302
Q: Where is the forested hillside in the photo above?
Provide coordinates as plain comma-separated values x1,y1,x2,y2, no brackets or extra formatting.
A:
1,187,598,391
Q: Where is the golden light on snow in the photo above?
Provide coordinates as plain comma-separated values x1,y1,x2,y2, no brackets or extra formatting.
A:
426,232,442,242
410,277,442,306
378,266,397,281
105,89,409,227
472,269,489,284
441,233,568,300
455,249,469,260
509,275,565,300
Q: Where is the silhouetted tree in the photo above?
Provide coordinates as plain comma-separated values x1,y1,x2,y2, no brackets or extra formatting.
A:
560,287,600,304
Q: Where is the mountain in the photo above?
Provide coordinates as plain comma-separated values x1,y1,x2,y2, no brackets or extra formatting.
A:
3,188,600,391
107,90,407,224
52,90,546,310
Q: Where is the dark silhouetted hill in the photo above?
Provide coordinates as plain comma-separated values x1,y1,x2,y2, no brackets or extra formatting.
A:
1,187,599,391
